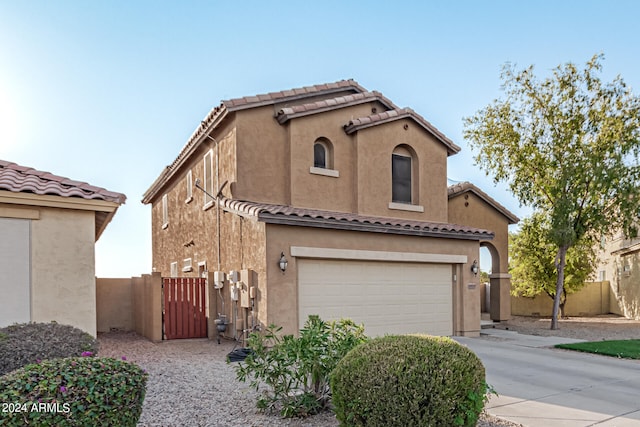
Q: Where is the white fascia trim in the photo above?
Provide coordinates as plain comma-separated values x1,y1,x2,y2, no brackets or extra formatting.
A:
291,246,467,264
309,167,340,178
388,202,424,213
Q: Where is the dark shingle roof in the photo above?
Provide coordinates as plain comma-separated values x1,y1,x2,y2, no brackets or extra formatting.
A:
0,160,126,204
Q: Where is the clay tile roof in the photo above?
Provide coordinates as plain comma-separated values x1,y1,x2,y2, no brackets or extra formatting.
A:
217,197,493,240
143,79,368,204
343,108,460,155
221,79,366,111
275,91,399,124
448,181,519,224
0,160,126,205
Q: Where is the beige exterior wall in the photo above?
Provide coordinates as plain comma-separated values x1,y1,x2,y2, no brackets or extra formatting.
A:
96,273,162,342
30,207,97,336
511,281,613,317
354,119,449,222
96,278,134,332
448,192,513,321
448,192,510,273
263,224,481,337
144,89,515,339
594,233,640,319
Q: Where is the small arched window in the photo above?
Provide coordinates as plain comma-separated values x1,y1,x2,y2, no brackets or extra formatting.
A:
313,138,333,169
314,142,327,168
391,145,416,204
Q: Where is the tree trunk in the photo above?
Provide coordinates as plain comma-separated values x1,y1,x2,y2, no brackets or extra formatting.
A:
551,245,569,330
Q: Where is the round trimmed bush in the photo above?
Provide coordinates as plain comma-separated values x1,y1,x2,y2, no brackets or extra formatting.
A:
0,322,98,375
0,356,147,427
330,334,486,427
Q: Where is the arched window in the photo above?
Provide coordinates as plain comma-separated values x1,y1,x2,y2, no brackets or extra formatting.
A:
392,145,416,204
313,138,333,169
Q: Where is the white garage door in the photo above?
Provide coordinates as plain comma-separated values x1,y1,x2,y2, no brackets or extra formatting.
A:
298,259,452,337
0,218,31,327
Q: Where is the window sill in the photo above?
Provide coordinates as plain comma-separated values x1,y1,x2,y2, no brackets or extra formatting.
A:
310,167,339,178
162,222,169,230
388,202,424,213
185,196,193,204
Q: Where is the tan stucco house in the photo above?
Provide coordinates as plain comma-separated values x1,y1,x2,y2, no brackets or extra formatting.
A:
0,160,126,336
143,80,517,338
594,232,640,320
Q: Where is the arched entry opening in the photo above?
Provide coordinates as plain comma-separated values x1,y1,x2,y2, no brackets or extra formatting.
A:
479,241,511,321
479,242,500,317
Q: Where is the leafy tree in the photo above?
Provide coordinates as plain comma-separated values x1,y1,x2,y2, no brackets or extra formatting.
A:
509,212,597,317
464,54,640,329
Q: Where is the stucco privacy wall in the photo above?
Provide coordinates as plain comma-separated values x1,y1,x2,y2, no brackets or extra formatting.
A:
96,274,162,342
511,281,613,317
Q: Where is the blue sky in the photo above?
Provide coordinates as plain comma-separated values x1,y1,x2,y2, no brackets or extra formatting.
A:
1,1,639,277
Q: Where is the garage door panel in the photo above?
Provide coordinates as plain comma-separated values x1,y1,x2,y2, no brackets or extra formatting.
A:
298,259,453,337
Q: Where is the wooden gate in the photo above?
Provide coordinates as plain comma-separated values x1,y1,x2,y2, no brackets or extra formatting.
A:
163,277,207,339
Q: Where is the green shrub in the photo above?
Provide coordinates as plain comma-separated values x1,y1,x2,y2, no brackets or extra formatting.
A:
0,322,98,375
0,356,147,426
234,315,367,418
330,334,488,427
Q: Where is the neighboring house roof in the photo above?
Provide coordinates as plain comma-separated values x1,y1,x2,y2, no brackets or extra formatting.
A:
0,160,126,240
343,108,461,155
217,196,494,241
447,181,519,224
143,79,460,203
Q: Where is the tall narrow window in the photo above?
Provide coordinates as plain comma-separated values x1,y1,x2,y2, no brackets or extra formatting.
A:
162,194,169,228
203,151,214,206
392,153,412,203
314,142,327,168
186,170,193,203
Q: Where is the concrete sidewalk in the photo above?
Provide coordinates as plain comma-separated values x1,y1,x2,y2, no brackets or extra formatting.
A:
456,329,640,427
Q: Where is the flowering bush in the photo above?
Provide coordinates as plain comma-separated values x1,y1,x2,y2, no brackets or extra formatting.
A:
0,356,147,426
0,322,98,375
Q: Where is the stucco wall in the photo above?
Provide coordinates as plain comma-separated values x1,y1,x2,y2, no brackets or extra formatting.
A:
30,207,97,336
354,119,449,222
511,281,613,317
448,191,511,273
264,224,481,337
96,274,162,341
594,233,640,320
96,278,134,332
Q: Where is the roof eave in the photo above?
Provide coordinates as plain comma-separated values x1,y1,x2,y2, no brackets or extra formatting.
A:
257,212,494,241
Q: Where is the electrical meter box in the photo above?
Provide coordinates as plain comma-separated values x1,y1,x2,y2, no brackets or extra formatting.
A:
239,269,254,308
228,270,240,283
213,271,226,289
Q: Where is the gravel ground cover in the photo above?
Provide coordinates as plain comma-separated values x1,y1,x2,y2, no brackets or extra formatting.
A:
488,314,640,341
99,314,640,427
98,332,523,427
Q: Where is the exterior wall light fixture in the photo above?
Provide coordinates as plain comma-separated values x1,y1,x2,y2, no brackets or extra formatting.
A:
279,252,288,272
471,259,479,276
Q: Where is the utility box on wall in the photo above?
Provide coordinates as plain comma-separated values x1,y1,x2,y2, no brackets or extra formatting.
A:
240,269,254,308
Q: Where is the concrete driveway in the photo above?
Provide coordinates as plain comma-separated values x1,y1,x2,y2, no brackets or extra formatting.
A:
455,329,640,427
